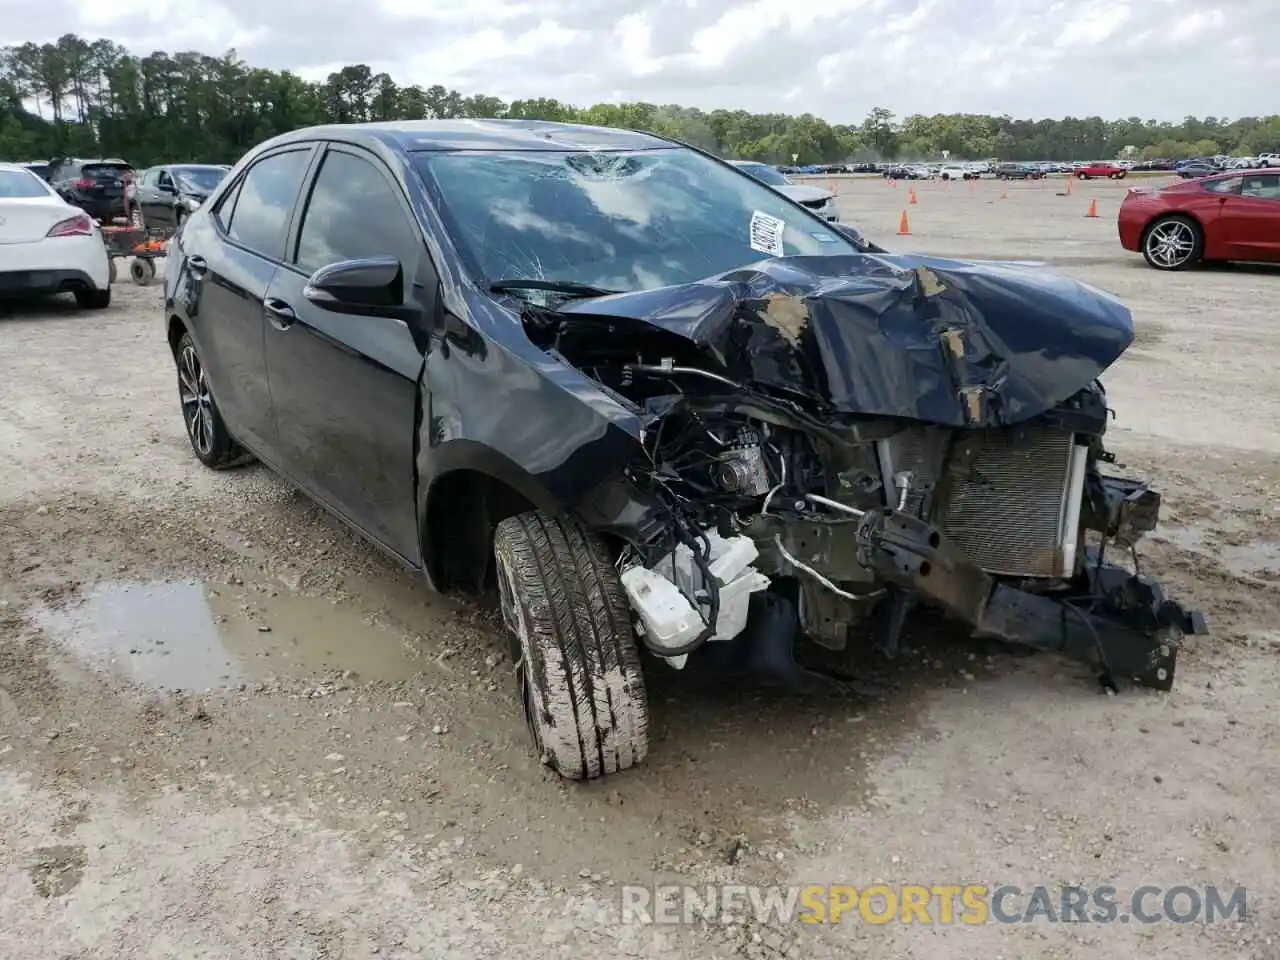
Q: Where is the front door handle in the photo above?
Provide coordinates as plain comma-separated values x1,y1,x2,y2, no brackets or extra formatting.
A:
264,297,296,330
187,255,208,276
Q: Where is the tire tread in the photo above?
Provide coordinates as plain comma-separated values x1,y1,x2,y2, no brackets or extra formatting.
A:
494,511,648,780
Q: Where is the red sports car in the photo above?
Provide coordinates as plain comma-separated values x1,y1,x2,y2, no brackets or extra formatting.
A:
1118,169,1280,270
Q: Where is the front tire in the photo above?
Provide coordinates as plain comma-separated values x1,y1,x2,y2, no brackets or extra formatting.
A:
174,332,252,468
1142,215,1203,271
494,511,649,781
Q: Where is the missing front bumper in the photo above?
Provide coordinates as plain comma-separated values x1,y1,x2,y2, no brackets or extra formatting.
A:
854,507,1207,690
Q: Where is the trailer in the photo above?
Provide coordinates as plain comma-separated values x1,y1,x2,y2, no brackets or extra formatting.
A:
100,225,173,286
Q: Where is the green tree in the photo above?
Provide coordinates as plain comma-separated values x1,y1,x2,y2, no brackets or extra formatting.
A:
2,33,1277,167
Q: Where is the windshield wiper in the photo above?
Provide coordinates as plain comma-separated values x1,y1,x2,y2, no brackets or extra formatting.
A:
489,279,619,299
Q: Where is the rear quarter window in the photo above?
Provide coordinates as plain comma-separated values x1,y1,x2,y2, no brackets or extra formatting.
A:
1202,177,1242,195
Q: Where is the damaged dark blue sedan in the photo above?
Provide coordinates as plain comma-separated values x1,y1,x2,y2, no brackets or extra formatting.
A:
164,120,1206,781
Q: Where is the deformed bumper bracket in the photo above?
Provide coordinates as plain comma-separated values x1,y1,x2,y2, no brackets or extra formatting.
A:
853,508,1207,691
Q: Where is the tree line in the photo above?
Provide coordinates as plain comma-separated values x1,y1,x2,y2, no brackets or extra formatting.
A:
3,34,1279,169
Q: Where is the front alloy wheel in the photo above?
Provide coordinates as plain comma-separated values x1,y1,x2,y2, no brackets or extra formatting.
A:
1142,216,1202,271
175,332,252,468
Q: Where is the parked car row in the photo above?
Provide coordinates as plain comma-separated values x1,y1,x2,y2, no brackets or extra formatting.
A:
9,156,230,228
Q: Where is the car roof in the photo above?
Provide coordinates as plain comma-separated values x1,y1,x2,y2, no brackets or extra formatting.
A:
1203,167,1275,179
263,119,673,154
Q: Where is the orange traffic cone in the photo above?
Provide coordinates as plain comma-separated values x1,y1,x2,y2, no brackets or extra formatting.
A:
1085,199,1098,218
909,188,918,205
897,210,911,235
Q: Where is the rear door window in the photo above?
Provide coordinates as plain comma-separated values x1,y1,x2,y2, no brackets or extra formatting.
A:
223,149,313,261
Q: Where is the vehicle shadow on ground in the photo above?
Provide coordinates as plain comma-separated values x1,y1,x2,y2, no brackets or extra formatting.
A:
1117,259,1280,276
0,293,94,319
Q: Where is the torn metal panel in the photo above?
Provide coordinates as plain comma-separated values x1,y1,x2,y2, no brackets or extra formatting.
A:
555,252,1134,428
495,251,1203,692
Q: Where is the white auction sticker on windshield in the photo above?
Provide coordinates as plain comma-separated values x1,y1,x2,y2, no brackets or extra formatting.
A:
749,211,786,256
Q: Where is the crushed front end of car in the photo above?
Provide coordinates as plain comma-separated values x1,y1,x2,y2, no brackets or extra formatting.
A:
533,252,1206,691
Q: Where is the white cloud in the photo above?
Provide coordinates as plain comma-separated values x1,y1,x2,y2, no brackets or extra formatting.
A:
2,0,1276,121
614,12,663,77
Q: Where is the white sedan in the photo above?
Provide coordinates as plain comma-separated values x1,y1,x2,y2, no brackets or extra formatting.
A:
729,161,840,222
0,162,112,309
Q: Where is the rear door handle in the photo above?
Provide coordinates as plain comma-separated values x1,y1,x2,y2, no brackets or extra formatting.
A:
187,255,208,276
264,297,296,330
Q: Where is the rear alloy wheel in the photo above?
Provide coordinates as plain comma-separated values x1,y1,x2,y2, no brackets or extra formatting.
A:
175,332,252,468
494,511,649,780
75,287,111,310
1142,216,1202,271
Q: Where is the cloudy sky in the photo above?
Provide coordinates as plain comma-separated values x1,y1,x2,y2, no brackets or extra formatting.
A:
3,0,1277,122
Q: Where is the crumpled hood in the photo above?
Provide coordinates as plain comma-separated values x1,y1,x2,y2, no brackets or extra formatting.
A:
555,253,1134,428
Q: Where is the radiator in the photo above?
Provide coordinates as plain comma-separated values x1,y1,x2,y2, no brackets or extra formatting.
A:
877,424,1088,579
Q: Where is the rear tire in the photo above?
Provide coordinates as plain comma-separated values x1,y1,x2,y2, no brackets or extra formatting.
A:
1141,215,1203,271
494,511,649,781
75,287,111,309
174,332,253,469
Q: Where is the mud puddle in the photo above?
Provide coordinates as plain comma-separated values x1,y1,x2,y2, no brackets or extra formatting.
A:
31,579,429,691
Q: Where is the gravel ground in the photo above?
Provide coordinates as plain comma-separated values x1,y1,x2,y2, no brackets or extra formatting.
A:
2,176,1278,959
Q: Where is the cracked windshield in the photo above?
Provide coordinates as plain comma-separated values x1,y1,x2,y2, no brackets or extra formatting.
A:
414,148,856,294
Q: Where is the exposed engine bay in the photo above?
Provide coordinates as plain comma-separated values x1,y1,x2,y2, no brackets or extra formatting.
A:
527,253,1207,690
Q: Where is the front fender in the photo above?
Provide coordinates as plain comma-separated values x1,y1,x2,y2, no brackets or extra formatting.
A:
415,293,651,563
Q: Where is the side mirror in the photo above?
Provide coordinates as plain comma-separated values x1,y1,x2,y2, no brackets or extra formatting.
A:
158,180,176,194
304,257,409,317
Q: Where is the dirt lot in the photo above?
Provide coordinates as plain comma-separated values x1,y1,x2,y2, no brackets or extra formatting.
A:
2,176,1278,959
